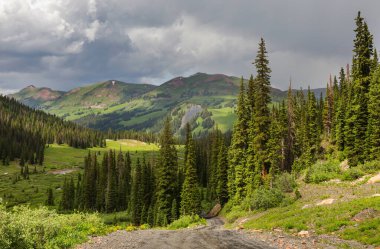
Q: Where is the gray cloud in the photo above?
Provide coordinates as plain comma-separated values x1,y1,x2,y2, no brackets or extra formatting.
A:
0,0,379,93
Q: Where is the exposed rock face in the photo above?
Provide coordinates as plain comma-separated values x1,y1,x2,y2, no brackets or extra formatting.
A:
180,104,202,128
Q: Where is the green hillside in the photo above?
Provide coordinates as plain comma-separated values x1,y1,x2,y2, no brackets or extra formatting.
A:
9,85,65,108
9,73,325,135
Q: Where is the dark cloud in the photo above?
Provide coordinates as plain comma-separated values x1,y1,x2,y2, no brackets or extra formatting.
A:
0,0,379,93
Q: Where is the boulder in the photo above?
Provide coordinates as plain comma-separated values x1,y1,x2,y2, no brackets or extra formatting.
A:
206,203,222,218
316,198,335,206
298,230,309,237
367,172,380,184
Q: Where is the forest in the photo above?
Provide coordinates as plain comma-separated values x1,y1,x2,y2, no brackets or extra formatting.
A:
57,11,379,227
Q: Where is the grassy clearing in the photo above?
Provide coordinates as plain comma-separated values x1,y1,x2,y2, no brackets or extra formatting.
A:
0,140,160,208
242,196,380,245
209,107,236,132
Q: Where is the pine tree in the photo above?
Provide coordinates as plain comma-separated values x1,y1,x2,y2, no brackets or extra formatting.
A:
105,150,117,212
155,118,178,226
228,78,249,201
346,11,374,165
46,188,54,206
131,158,143,225
285,84,295,171
249,37,272,191
180,138,201,216
335,68,347,150
367,66,380,160
216,140,229,205
117,150,127,210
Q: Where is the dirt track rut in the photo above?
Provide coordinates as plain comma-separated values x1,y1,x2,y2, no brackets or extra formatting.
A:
78,218,274,249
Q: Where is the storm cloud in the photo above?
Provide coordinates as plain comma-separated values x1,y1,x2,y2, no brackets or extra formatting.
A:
0,0,379,92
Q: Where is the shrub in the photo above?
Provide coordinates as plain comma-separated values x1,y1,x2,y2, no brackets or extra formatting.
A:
0,205,106,249
304,160,341,183
274,173,297,193
358,160,380,174
167,215,206,230
341,168,365,181
244,187,284,211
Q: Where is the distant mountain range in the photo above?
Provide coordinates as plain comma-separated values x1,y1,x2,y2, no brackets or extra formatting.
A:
9,73,326,134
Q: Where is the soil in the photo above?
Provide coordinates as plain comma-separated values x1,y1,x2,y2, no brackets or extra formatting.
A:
78,218,275,249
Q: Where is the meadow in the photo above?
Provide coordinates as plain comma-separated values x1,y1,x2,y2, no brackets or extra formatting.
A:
0,139,160,208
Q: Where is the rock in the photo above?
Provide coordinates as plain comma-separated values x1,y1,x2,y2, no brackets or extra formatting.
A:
302,204,312,209
340,159,349,171
351,208,380,222
206,203,221,218
372,193,380,197
328,179,342,183
316,198,335,206
367,172,380,184
298,230,309,237
273,228,282,232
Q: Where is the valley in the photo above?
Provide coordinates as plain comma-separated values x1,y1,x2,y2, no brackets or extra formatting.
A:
0,6,379,249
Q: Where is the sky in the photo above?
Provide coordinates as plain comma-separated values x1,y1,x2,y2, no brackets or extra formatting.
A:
0,0,379,93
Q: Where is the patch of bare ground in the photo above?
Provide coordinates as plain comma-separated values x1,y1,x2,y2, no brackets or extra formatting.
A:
48,168,77,175
78,218,275,249
245,228,376,249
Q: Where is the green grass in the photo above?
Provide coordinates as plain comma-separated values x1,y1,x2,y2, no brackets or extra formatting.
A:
242,197,380,245
209,107,236,132
167,215,206,230
0,139,160,208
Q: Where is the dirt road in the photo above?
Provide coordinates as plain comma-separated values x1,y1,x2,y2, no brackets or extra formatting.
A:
78,218,274,249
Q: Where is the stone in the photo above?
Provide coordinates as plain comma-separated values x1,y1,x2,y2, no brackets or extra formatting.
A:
367,172,380,184
316,198,335,206
298,230,309,237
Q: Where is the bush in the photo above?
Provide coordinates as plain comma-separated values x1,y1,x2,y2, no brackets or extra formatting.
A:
244,187,284,211
358,160,380,174
341,168,365,181
304,160,341,183
0,205,106,249
167,215,206,230
274,173,297,193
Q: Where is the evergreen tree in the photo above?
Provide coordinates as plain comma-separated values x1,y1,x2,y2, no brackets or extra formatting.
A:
216,140,229,205
105,150,117,212
131,158,143,225
248,37,272,191
228,77,249,201
155,118,178,226
180,138,201,216
46,188,54,206
367,66,380,160
346,11,374,165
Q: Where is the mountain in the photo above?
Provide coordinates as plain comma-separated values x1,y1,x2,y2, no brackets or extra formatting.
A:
9,73,326,134
9,85,65,108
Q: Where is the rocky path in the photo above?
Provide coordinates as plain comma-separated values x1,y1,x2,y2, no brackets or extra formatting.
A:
78,218,274,249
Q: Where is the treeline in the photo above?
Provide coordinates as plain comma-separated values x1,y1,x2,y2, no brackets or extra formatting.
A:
106,129,158,143
0,95,105,165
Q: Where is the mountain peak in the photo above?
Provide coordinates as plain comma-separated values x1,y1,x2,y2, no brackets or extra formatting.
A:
26,85,36,89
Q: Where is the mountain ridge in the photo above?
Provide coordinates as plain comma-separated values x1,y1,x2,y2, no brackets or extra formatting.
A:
9,73,326,133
